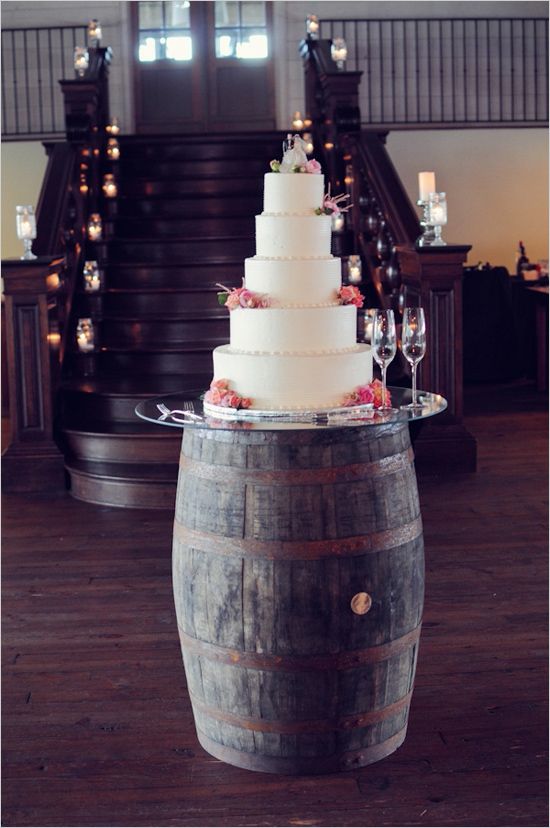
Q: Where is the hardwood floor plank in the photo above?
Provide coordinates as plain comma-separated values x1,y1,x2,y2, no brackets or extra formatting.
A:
2,379,547,826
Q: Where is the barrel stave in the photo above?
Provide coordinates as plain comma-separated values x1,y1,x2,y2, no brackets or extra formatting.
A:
172,423,425,773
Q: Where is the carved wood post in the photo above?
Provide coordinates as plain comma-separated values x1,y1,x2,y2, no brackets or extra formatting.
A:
397,244,477,473
2,258,66,492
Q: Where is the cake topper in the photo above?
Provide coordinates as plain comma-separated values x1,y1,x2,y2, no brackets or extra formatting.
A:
270,134,321,174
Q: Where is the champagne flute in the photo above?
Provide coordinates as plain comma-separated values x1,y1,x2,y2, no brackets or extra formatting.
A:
372,309,397,410
401,307,427,409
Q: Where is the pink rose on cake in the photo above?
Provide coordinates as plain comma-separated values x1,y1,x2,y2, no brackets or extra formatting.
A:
305,159,322,174
338,285,364,308
204,379,252,410
217,283,269,310
342,380,390,408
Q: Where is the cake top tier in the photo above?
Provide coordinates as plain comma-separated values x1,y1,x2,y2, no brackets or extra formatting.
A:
263,172,325,215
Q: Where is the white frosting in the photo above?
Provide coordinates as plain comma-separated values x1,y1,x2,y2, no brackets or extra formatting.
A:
212,345,372,410
256,214,332,258
205,168,373,411
230,305,357,354
263,172,324,214
245,257,341,306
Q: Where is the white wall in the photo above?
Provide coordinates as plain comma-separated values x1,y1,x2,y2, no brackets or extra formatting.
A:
2,0,548,270
387,128,549,272
1,142,49,259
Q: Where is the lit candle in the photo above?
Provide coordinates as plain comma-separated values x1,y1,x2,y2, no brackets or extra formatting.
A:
84,261,102,292
74,46,89,77
331,38,348,68
306,14,319,39
332,212,345,233
106,117,120,136
302,132,314,154
291,111,304,131
88,19,102,47
348,255,362,284
102,174,118,198
87,214,102,241
418,171,436,202
76,318,95,352
107,138,120,161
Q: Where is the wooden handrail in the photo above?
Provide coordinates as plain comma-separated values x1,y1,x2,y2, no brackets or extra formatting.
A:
300,36,477,472
2,47,113,491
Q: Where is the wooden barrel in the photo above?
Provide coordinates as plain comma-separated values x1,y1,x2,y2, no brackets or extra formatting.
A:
172,421,424,774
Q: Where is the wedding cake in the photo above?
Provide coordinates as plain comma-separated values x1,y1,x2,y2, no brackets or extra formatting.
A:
204,136,373,415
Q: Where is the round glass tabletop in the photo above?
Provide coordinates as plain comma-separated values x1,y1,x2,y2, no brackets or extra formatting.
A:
135,387,447,432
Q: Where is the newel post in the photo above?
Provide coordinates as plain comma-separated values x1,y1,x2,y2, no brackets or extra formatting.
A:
396,244,477,473
2,258,66,492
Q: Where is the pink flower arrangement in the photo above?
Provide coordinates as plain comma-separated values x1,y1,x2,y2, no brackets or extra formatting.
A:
338,285,364,308
217,283,269,310
269,157,322,174
342,379,391,408
315,185,352,216
304,159,322,174
204,379,252,410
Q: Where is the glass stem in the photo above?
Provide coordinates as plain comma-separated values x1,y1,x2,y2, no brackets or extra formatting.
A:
411,362,417,406
381,362,387,407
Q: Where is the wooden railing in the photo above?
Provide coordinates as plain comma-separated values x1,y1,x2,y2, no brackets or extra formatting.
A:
318,16,549,128
300,36,477,472
1,24,88,139
2,47,112,491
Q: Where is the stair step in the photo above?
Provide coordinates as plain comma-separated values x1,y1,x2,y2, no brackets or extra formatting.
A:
101,293,227,315
106,216,255,239
122,177,263,198
119,157,268,179
97,349,214,375
101,289,229,317
114,194,260,219
99,317,229,348
119,133,285,162
64,427,180,464
104,263,244,289
106,237,254,264
66,458,178,509
60,374,209,422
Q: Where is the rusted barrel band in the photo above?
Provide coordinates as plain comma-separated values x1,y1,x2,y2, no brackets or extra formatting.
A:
196,725,408,775
173,514,423,560
189,689,412,735
178,623,421,672
179,446,414,486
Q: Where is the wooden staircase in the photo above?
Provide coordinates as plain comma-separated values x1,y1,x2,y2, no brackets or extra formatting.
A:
60,132,285,508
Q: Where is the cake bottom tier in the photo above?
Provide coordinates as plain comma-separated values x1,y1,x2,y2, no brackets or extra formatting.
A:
212,344,372,411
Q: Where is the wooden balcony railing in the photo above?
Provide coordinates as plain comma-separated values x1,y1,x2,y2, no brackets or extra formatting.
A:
300,36,476,472
2,47,113,491
318,16,549,128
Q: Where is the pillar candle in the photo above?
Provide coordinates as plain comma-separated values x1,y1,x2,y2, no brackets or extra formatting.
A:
418,171,436,202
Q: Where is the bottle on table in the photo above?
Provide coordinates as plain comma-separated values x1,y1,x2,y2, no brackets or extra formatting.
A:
516,241,529,278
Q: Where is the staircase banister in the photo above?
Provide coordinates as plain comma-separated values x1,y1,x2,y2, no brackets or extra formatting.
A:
344,131,422,246
35,142,76,256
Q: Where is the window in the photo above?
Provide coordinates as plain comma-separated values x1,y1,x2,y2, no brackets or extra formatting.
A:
215,1,268,59
138,1,192,62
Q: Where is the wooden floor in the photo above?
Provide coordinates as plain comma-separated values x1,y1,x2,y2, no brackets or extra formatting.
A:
2,379,548,827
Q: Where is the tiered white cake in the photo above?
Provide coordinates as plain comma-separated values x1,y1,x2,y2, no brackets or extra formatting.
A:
207,167,372,413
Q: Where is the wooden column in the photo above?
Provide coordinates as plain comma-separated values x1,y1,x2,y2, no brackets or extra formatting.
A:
397,243,477,473
2,258,66,492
